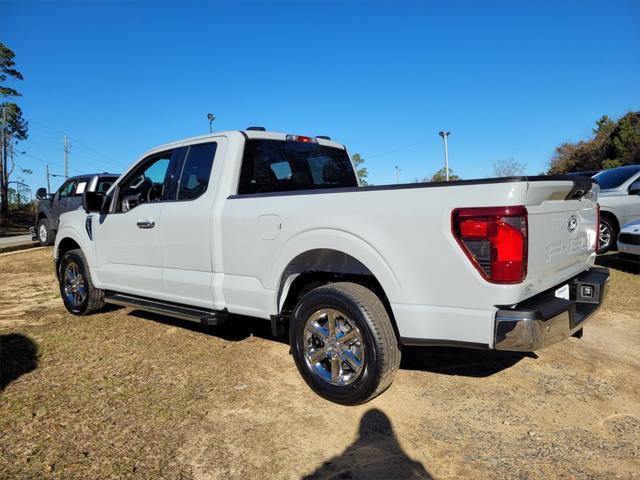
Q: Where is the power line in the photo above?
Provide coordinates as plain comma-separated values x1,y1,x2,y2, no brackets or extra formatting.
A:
23,135,125,171
70,138,125,167
27,124,61,138
29,120,67,136
15,151,81,175
366,138,431,159
28,120,126,168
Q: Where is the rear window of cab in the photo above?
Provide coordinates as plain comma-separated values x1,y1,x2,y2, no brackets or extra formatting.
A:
238,139,357,194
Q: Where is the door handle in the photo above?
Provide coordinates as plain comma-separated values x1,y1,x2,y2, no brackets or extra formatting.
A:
136,219,155,229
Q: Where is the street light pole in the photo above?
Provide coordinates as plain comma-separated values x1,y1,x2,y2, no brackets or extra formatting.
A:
395,166,401,184
207,113,215,133
438,131,451,181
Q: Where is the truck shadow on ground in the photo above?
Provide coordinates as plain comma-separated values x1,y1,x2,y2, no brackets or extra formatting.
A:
127,310,532,377
303,408,432,480
127,310,284,343
401,346,535,378
596,253,639,274
0,333,38,390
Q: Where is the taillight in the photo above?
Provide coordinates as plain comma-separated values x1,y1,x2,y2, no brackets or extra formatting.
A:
596,203,600,252
452,206,528,284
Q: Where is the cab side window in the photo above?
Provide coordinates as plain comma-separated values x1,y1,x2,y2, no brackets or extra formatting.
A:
57,180,76,199
117,151,173,212
176,143,217,201
73,178,90,196
96,177,115,193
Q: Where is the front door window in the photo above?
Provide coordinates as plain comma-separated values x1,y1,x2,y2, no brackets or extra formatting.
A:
117,153,172,212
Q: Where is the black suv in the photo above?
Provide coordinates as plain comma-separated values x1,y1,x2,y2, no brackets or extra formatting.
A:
32,173,119,246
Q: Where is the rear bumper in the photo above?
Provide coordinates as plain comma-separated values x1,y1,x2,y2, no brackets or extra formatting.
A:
494,267,610,351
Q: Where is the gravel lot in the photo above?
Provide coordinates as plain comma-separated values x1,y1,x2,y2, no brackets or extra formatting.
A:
1,248,639,479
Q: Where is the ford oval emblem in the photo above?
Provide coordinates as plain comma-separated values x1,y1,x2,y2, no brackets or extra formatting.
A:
567,216,578,232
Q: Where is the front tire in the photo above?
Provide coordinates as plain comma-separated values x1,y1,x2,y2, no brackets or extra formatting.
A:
58,249,105,315
597,216,617,254
37,218,55,246
290,282,400,405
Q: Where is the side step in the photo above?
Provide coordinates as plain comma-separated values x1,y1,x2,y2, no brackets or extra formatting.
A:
104,292,227,326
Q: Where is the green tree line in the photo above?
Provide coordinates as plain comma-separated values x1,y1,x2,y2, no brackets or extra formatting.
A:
548,112,640,174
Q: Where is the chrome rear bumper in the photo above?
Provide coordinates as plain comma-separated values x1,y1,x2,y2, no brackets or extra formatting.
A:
494,267,610,351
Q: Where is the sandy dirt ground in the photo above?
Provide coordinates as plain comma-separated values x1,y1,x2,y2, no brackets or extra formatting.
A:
1,248,639,479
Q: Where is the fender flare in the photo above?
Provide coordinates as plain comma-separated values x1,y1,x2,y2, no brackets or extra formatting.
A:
264,228,402,312
54,224,95,271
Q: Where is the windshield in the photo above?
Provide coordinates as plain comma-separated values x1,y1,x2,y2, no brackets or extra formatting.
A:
238,139,357,194
593,165,640,190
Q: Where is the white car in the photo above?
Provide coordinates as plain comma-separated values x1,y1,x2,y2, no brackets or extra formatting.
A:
53,128,610,404
592,165,640,253
618,218,640,259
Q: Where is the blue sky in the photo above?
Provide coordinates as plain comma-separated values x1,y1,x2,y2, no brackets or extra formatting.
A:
2,0,639,192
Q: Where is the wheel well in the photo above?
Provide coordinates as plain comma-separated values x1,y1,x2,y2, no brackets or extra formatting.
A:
277,249,400,342
37,212,47,222
56,238,81,274
600,211,619,232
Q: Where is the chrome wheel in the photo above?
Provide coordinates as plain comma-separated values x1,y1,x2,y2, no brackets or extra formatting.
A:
39,223,47,243
63,261,87,307
303,308,365,386
599,222,611,250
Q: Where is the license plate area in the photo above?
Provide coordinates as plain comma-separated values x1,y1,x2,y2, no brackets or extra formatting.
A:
574,280,601,304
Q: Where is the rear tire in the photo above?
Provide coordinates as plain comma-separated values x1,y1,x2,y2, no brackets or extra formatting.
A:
597,216,617,254
37,218,55,246
290,282,400,405
59,249,105,315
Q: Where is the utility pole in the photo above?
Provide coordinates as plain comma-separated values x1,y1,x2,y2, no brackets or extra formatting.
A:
395,166,401,184
46,165,51,194
438,131,451,181
63,134,70,179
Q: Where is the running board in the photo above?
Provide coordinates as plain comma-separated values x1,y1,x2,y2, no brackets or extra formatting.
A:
103,292,227,326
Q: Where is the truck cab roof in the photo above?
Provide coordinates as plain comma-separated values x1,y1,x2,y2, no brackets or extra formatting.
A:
142,130,346,158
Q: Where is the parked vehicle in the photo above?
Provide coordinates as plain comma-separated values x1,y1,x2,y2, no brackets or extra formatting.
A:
566,170,600,178
592,165,640,253
617,218,640,262
52,129,609,404
32,173,119,246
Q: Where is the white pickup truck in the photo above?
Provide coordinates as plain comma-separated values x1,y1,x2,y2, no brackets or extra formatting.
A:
54,128,610,404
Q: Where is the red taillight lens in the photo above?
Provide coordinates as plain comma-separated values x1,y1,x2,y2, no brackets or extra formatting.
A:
596,203,600,252
452,206,528,284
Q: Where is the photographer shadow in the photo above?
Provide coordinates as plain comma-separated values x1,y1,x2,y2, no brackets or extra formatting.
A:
303,408,432,480
0,333,38,390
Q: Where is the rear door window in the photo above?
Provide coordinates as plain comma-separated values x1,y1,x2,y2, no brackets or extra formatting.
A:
238,139,357,194
176,142,217,201
73,178,91,196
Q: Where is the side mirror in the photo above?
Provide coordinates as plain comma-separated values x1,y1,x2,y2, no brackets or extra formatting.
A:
629,180,640,195
82,191,106,213
35,187,48,200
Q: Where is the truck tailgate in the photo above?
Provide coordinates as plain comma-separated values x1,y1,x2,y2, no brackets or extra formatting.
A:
523,178,599,299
